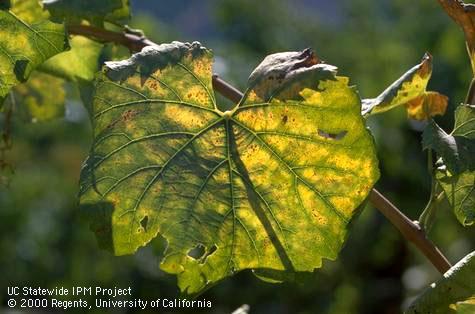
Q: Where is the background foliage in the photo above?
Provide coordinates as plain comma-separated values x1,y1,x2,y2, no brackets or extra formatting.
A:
1,0,474,313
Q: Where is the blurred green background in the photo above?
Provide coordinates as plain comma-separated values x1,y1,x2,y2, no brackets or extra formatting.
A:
1,0,474,313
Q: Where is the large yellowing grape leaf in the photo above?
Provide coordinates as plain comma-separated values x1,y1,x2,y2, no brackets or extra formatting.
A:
423,104,475,226
79,42,379,295
406,251,475,314
362,54,448,120
0,0,68,105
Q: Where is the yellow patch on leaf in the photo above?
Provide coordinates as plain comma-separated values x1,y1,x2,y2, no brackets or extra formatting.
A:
405,91,448,121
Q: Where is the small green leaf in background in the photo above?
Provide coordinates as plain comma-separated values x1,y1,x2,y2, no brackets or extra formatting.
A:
42,0,130,25
0,0,68,105
40,36,103,83
11,71,65,122
79,42,379,295
423,104,475,226
362,54,448,120
406,251,475,314
37,35,103,116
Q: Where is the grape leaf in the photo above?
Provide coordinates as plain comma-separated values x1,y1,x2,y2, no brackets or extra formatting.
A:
423,124,475,175
422,104,475,175
437,0,475,74
42,0,130,25
406,251,475,314
40,36,102,83
39,35,103,116
423,104,475,226
405,91,449,121
362,54,448,120
4,36,102,122
0,0,68,105
436,170,475,226
453,104,475,139
11,71,65,121
79,42,379,295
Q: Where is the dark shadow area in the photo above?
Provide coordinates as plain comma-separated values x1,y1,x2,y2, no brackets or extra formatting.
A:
14,60,29,81
227,121,295,275
80,201,115,252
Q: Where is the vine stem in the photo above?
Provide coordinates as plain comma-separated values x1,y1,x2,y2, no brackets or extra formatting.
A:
369,190,451,274
67,24,453,274
68,25,156,51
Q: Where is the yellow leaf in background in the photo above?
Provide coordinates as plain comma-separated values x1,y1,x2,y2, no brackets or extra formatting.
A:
362,53,449,120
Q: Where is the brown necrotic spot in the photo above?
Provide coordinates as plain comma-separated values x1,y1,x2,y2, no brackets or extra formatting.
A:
317,129,347,140
104,110,140,130
105,118,120,130
200,244,218,264
149,81,158,89
121,109,140,122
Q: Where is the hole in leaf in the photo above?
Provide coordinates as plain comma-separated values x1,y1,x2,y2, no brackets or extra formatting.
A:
208,244,217,255
140,216,148,231
317,129,347,140
200,245,218,264
14,60,29,80
187,244,206,260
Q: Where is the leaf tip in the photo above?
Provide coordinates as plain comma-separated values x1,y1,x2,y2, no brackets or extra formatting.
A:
247,48,337,101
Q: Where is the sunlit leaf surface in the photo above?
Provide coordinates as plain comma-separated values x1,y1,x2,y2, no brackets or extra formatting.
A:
40,36,102,83
79,42,379,295
407,251,475,314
